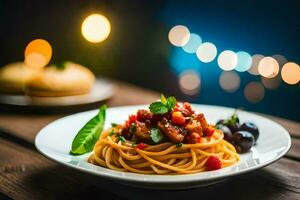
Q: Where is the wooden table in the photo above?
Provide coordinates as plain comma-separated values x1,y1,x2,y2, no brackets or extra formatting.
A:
0,83,300,200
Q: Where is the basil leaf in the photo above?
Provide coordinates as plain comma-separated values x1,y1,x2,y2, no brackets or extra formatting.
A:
149,102,168,114
117,135,126,143
150,128,164,143
176,142,183,148
130,123,136,133
160,94,167,105
111,123,118,127
166,96,176,110
109,129,115,136
70,105,106,155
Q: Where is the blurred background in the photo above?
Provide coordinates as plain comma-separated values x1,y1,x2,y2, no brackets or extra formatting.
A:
0,0,299,121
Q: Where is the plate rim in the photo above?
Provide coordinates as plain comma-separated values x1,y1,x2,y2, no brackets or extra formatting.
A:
0,78,115,107
34,104,292,184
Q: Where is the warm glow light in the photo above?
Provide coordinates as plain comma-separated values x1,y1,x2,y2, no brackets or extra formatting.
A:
179,70,201,95
168,25,190,47
248,54,264,75
24,39,52,68
217,50,238,71
261,76,281,90
281,62,300,85
258,56,279,78
235,51,252,72
244,82,265,103
81,14,111,43
196,42,217,63
219,71,240,93
182,33,202,54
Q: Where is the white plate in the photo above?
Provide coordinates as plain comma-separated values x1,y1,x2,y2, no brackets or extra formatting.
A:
35,104,291,189
0,79,114,106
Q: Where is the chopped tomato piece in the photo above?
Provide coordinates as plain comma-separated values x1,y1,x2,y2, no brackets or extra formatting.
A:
128,115,137,124
125,115,137,128
137,142,147,150
183,102,194,114
137,109,153,122
206,156,222,170
184,132,201,144
185,122,202,134
171,111,185,126
204,125,215,137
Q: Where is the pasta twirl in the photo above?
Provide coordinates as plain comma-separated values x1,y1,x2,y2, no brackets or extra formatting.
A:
88,126,240,174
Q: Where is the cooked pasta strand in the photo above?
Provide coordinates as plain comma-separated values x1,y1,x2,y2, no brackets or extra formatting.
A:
88,128,240,174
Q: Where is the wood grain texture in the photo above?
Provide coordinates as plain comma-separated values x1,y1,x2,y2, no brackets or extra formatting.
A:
0,138,122,200
287,138,300,161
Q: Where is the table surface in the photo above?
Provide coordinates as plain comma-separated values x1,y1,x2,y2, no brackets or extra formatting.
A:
0,82,300,200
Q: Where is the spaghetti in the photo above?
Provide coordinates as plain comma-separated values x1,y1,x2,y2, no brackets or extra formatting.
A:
88,127,239,174
88,97,240,174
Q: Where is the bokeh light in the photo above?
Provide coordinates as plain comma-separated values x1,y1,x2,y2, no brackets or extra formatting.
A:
248,54,264,75
24,39,52,69
217,50,238,71
258,56,279,78
219,71,240,93
261,76,281,90
235,51,252,72
196,42,217,63
179,70,201,95
168,25,190,47
244,82,265,103
182,33,202,53
281,62,300,85
81,14,111,43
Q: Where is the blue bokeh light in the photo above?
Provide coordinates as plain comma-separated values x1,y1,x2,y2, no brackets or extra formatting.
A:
235,51,252,72
170,47,200,75
182,33,202,54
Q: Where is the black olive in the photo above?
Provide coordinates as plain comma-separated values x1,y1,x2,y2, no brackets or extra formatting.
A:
216,118,239,134
216,124,232,142
228,123,240,133
232,131,255,153
240,122,259,141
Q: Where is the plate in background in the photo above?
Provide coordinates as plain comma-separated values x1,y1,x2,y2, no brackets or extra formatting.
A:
0,79,115,112
35,104,291,189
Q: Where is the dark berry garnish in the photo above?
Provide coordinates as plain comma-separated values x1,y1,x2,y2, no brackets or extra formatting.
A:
232,131,255,153
240,122,259,142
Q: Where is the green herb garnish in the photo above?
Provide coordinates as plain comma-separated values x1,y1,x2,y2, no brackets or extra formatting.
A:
117,135,126,143
149,102,169,114
109,129,115,136
150,128,164,143
166,96,176,110
176,143,183,148
131,143,137,147
160,94,167,105
149,94,177,114
129,123,136,133
70,105,106,155
111,123,118,127
222,110,240,126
